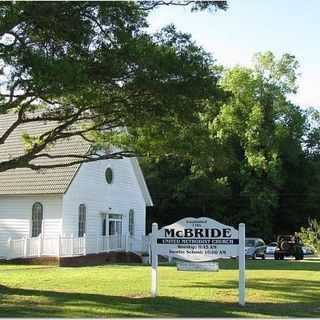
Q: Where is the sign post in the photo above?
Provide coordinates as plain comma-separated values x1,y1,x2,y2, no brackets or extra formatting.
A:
151,222,158,297
150,217,246,306
238,223,246,306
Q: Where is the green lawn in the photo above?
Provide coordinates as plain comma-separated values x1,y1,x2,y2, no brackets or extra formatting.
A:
0,259,320,317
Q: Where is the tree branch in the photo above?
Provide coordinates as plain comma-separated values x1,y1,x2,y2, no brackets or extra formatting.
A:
139,1,227,11
26,150,136,171
0,97,37,145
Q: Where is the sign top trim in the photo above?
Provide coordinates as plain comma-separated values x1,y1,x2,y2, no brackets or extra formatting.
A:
158,217,239,235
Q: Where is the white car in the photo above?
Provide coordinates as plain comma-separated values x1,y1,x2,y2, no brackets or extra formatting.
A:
245,238,266,259
302,246,315,255
265,242,278,255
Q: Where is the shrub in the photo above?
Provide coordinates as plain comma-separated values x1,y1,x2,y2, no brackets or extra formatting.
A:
298,218,320,255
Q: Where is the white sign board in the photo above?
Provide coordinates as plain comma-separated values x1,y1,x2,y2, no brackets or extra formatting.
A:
156,217,239,261
177,261,219,272
150,217,246,306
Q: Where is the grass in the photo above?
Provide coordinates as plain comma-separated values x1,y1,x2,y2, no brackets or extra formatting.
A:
0,259,320,317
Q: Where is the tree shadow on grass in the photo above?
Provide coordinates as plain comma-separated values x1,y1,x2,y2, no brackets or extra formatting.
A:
0,286,320,318
178,278,320,303
212,259,320,272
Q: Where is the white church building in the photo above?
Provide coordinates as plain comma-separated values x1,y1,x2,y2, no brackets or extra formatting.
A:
0,114,153,260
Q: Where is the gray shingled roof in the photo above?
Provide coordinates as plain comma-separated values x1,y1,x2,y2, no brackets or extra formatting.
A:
0,114,90,194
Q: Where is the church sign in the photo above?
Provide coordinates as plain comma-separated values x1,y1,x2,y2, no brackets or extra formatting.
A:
156,217,239,261
150,217,246,306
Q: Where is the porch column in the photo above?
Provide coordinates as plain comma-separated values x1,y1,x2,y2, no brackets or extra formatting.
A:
23,237,28,257
7,237,12,259
106,214,110,252
57,235,61,257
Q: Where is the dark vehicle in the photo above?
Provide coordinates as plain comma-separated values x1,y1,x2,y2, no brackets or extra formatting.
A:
274,235,304,260
245,238,266,259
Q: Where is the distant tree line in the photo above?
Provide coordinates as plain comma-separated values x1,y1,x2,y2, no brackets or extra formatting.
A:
142,52,320,241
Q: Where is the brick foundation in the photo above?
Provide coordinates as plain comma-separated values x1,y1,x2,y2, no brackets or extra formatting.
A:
59,251,143,267
1,256,59,265
0,251,143,267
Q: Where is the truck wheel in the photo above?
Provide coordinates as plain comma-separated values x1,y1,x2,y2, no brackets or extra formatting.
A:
280,241,290,251
295,248,304,260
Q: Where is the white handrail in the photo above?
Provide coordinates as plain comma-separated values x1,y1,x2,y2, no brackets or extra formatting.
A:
0,233,145,259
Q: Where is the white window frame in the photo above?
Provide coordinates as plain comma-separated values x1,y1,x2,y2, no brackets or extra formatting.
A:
105,166,113,184
128,209,134,236
78,204,86,237
108,214,122,236
31,202,43,237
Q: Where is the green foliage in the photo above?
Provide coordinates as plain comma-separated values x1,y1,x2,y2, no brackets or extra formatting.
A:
143,51,318,239
299,218,320,255
252,51,300,94
0,1,226,171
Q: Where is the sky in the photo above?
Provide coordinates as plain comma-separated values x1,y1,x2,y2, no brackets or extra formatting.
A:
147,0,320,108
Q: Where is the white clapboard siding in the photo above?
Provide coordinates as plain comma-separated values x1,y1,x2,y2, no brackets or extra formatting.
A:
0,195,63,241
43,219,62,238
62,158,146,253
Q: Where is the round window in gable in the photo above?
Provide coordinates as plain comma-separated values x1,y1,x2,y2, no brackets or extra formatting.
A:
105,167,113,184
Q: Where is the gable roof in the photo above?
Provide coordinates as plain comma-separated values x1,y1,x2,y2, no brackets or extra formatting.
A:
129,157,153,207
0,114,90,195
0,114,153,206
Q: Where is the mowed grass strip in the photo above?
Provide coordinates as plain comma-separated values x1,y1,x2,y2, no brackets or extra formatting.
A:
0,259,319,317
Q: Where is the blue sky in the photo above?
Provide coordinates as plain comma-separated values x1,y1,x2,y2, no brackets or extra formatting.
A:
148,0,320,108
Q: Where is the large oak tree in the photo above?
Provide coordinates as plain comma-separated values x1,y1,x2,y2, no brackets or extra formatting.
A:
0,1,227,172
